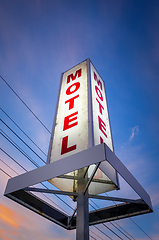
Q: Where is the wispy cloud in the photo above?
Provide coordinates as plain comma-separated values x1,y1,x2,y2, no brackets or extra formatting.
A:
0,198,75,240
129,126,139,141
0,173,74,240
121,125,139,148
0,203,19,228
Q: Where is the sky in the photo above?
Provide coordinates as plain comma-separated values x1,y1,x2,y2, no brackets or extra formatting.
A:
0,0,159,239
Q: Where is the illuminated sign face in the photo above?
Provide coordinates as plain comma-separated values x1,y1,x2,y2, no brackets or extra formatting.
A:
47,59,118,194
49,61,88,162
90,62,114,151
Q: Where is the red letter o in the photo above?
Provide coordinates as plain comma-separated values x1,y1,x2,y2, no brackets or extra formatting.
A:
66,82,80,95
95,85,103,101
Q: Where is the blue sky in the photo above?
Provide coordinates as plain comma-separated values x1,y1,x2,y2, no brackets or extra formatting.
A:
0,0,159,239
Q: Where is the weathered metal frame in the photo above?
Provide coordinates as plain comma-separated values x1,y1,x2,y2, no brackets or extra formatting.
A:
4,143,153,230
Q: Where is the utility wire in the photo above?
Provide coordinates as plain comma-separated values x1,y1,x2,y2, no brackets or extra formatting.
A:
2,111,74,218
1,119,46,164
1,148,27,172
129,218,153,240
90,234,96,240
0,164,100,240
90,229,104,240
1,130,74,212
104,192,153,240
1,130,41,168
103,223,123,240
104,193,135,240
0,158,18,175
110,222,132,240
0,75,51,134
93,225,113,240
0,150,69,215
0,168,12,178
90,199,132,240
0,108,47,157
112,222,135,240
89,200,124,240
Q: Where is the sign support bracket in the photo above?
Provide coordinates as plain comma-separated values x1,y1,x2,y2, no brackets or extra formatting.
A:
83,162,100,195
4,144,153,235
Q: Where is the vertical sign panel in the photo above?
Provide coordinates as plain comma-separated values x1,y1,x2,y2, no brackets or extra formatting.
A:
88,61,118,195
47,59,118,194
90,62,114,152
48,60,88,192
50,60,88,163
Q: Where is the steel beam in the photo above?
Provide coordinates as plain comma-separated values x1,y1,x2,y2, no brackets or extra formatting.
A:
76,168,89,240
88,194,144,204
4,143,153,232
83,163,100,195
23,187,78,197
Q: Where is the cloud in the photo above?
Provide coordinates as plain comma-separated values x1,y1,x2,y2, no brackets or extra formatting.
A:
129,126,139,141
121,126,139,148
0,203,21,240
0,197,75,240
0,170,75,240
0,203,19,228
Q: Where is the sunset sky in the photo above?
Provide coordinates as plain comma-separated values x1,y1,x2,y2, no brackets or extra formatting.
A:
0,0,159,239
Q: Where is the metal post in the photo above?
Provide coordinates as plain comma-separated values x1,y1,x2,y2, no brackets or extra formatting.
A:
76,168,89,240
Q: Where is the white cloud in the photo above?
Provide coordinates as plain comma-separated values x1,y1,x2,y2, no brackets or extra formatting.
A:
129,126,139,141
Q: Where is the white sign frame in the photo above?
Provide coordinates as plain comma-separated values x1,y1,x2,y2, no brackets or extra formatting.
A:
46,59,119,195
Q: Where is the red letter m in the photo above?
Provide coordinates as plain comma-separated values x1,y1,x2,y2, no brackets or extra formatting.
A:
67,69,82,84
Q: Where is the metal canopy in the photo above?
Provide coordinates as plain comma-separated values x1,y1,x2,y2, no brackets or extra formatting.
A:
4,143,153,229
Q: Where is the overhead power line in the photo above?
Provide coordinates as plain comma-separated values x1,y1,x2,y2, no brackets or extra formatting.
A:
89,234,96,240
89,200,124,240
0,108,47,157
110,222,133,240
1,111,78,216
0,150,70,215
1,131,74,212
1,130,41,168
113,222,135,240
1,119,46,164
1,148,27,172
0,75,51,134
0,158,19,175
104,192,153,240
93,225,113,240
0,164,101,240
90,229,104,240
0,168,12,178
103,223,123,240
129,218,153,240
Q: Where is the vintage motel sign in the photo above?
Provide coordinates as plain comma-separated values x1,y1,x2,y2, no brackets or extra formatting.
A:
4,59,153,236
47,59,119,195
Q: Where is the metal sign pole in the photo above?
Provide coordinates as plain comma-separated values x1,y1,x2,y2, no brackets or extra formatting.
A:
76,168,89,240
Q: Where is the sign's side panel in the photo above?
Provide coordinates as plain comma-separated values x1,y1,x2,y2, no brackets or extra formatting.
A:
90,62,114,151
49,60,88,164
86,58,94,148
88,62,119,194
